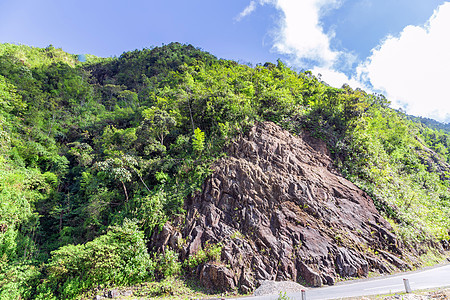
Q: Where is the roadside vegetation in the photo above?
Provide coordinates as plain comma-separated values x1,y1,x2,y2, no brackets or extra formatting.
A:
347,287,450,299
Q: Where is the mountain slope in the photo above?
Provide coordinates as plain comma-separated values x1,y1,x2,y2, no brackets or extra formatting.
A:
0,42,449,298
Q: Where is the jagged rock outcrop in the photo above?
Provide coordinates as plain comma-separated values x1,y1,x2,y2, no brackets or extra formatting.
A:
417,142,450,181
157,122,412,292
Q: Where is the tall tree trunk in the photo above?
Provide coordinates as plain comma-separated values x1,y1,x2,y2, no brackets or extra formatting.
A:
187,97,195,134
121,181,129,202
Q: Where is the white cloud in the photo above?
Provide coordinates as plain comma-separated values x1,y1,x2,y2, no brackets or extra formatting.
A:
312,67,368,90
237,0,344,68
263,0,367,91
271,0,343,68
358,2,450,122
237,0,362,90
235,1,258,21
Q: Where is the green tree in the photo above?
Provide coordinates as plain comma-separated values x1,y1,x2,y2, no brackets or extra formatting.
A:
141,106,176,146
192,127,205,153
95,156,135,202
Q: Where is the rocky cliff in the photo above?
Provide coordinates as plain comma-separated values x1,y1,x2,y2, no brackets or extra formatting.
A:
154,122,414,293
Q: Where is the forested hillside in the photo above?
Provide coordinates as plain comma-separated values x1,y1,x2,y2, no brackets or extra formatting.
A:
0,43,449,299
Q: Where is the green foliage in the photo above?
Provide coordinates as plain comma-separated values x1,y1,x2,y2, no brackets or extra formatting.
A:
0,260,40,300
130,276,222,299
154,249,182,278
38,219,154,298
123,192,168,237
0,75,26,114
277,291,293,300
332,104,450,242
141,106,177,145
68,142,94,166
184,242,222,270
192,127,205,153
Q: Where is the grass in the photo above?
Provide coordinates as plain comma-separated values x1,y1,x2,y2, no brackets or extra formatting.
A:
78,253,450,299
79,276,233,300
419,248,445,268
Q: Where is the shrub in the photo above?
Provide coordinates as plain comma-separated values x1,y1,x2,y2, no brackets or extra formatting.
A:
154,249,182,278
0,260,40,300
184,242,222,270
37,219,154,298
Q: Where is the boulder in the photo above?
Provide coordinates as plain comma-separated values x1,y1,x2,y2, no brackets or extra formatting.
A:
198,264,236,291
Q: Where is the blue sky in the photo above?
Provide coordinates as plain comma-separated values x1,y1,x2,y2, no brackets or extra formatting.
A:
1,0,450,121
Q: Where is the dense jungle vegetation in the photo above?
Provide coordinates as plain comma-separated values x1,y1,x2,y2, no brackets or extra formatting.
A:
1,42,450,299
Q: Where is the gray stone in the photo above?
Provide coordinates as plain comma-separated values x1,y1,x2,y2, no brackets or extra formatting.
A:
298,261,322,287
107,289,119,298
254,280,307,296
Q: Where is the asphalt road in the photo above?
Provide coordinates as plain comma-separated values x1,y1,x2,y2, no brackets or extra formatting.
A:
246,263,450,300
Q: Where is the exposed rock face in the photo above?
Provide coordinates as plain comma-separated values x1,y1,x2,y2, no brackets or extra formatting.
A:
175,122,410,291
